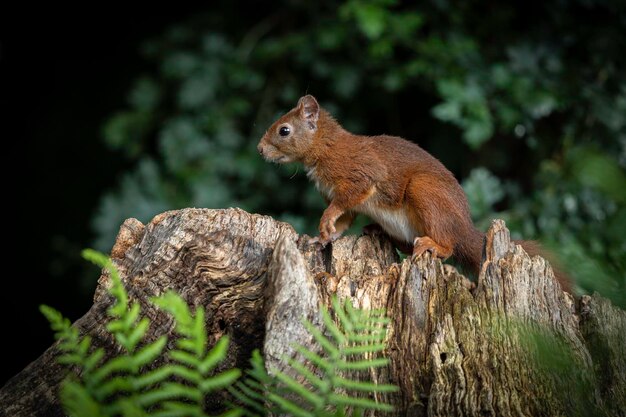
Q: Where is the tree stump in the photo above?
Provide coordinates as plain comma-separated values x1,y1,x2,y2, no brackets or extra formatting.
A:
0,208,624,416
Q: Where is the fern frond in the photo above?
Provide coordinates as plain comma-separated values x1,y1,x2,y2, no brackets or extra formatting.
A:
228,349,278,416
117,399,145,417
229,381,267,408
200,368,242,392
334,377,398,392
60,379,104,417
45,250,240,417
84,348,105,372
158,401,203,417
271,368,324,408
152,290,240,414
335,357,389,370
136,381,202,406
331,298,354,333
286,357,327,391
293,345,334,371
40,305,77,343
170,349,202,368
342,343,386,355
217,408,245,417
90,355,133,384
266,392,315,417
130,335,167,367
329,393,394,412
124,316,150,351
97,376,134,398
303,319,340,357
321,308,347,345
346,332,386,343
235,296,396,416
199,334,230,373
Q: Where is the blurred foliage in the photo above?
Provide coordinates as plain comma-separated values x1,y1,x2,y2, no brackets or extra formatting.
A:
496,317,605,416
96,0,625,305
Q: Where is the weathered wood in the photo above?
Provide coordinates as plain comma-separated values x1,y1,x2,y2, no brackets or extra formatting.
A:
0,208,624,417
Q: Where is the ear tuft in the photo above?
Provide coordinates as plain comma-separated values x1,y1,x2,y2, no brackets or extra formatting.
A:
297,95,320,123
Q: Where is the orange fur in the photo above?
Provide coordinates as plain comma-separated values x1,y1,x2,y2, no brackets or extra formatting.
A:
257,95,572,293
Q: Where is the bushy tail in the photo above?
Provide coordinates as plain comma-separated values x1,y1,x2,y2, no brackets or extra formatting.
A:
454,227,572,294
516,240,572,294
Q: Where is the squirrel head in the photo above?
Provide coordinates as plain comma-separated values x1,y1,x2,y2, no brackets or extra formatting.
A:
257,95,320,164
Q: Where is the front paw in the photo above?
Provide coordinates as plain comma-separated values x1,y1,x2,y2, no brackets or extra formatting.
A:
307,235,325,246
319,221,336,244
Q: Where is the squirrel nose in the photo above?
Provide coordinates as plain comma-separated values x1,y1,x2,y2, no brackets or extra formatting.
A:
257,145,264,156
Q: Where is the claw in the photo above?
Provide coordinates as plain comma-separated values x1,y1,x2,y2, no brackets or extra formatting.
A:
309,231,343,248
412,236,439,259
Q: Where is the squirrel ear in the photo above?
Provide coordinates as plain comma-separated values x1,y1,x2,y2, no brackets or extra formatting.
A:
297,95,319,123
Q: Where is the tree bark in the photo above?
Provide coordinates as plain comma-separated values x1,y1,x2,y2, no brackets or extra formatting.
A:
0,208,624,417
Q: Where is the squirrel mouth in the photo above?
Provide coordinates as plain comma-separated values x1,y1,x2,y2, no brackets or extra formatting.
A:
273,155,290,163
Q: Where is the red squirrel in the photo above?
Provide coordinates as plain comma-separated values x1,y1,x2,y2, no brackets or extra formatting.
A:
257,95,571,293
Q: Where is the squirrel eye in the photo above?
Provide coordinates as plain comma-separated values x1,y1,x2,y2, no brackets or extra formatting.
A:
279,126,291,137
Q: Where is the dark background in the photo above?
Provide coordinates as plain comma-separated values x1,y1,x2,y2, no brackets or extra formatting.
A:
2,6,202,385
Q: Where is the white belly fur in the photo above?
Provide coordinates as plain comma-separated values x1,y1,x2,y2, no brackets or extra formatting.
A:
307,167,334,199
355,199,417,243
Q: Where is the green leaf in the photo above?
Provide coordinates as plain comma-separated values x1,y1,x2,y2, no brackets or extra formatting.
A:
286,358,327,391
170,350,202,368
216,408,244,417
294,345,333,371
124,303,141,328
98,376,134,398
432,101,461,122
228,382,267,413
271,369,324,408
77,336,92,355
346,332,386,343
331,298,354,334
354,4,387,39
170,364,201,384
125,317,150,351
128,77,161,112
119,399,147,417
40,305,70,333
199,368,241,392
160,401,204,417
131,336,167,367
570,147,626,203
329,393,394,411
267,392,314,417
81,249,112,269
343,343,387,355
84,348,105,372
320,309,346,345
92,356,133,384
134,366,176,389
137,383,201,406
334,376,398,392
58,353,85,366
303,320,339,357
200,336,230,374
60,379,104,417
336,357,389,370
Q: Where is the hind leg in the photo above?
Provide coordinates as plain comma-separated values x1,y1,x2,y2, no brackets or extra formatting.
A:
405,177,456,261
